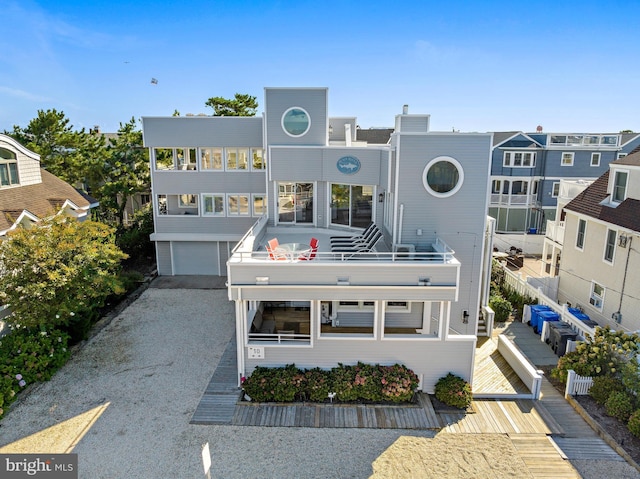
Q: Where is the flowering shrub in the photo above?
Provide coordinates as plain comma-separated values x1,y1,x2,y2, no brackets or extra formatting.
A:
241,362,419,404
0,328,71,419
434,373,472,409
552,327,640,382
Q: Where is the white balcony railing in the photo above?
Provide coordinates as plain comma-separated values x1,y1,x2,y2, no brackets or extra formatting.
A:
545,220,565,244
490,193,537,206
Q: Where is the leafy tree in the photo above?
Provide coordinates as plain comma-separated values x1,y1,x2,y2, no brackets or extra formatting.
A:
98,118,150,226
0,215,127,330
7,109,97,187
205,93,258,116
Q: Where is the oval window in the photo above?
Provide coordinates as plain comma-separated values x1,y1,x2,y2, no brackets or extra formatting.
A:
281,107,311,137
422,156,464,197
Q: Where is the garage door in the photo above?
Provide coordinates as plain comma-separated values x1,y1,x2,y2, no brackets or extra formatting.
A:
173,242,219,275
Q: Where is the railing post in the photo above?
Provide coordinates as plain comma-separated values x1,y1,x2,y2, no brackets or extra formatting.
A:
565,369,576,398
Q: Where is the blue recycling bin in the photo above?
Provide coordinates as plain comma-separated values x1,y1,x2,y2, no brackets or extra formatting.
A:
529,305,552,332
536,310,560,334
568,307,590,322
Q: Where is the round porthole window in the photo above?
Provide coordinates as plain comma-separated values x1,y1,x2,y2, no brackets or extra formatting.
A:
281,107,311,137
422,156,464,197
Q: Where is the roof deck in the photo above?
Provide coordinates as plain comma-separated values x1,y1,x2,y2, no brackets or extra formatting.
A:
227,218,461,301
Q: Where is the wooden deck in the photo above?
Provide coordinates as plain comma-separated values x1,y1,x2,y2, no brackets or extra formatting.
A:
472,335,530,397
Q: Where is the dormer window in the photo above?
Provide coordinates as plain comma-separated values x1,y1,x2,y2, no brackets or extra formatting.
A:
0,147,19,187
612,170,628,203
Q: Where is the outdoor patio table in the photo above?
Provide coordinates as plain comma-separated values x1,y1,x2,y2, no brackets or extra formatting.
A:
276,243,312,261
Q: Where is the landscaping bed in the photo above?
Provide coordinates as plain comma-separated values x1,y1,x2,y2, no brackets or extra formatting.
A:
541,365,640,466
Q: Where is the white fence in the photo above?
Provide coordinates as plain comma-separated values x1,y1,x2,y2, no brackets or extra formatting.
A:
497,334,543,400
564,369,593,398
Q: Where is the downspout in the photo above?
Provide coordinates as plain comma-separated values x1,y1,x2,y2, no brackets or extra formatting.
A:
398,204,404,245
613,236,632,324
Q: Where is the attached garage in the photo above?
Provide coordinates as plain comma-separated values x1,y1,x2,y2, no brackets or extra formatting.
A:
172,242,220,275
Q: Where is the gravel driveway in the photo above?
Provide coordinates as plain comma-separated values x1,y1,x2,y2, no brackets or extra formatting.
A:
0,288,438,478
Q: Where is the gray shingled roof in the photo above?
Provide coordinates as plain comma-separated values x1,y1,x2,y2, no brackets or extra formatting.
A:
356,128,393,144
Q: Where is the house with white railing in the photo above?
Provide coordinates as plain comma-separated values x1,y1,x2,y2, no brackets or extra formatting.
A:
142,87,495,392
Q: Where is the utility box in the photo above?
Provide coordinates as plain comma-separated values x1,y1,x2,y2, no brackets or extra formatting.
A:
393,244,415,260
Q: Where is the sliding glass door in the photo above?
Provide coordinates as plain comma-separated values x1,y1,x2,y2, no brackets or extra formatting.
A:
330,184,373,228
277,182,314,224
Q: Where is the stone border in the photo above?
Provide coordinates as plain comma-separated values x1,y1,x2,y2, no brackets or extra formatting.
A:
566,394,640,474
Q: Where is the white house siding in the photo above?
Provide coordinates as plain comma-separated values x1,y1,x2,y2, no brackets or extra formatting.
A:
395,134,492,334
559,214,640,331
244,337,475,393
264,88,328,146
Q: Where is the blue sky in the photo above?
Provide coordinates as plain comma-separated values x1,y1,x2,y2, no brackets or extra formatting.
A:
2,0,639,134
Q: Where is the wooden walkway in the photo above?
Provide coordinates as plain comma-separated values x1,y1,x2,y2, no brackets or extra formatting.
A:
190,336,240,425
190,334,632,478
472,336,530,397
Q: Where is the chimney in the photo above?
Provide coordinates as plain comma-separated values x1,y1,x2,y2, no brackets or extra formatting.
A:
402,104,409,115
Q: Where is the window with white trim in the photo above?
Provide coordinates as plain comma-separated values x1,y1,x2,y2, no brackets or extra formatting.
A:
589,281,605,311
385,301,411,312
252,148,265,170
157,194,199,215
201,148,223,170
617,153,627,159
226,148,249,170
552,182,560,197
561,152,574,166
590,152,601,167
604,229,616,263
202,194,225,216
252,194,266,216
227,194,250,215
612,170,628,203
337,301,375,311
503,151,536,167
576,219,586,250
0,147,19,186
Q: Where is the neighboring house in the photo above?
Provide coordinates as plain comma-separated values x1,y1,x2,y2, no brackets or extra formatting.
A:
0,133,97,322
556,150,640,332
0,133,96,237
490,131,640,234
540,178,593,277
142,87,494,392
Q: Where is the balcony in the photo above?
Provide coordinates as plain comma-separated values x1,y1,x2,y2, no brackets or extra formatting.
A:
227,218,460,302
490,193,537,207
545,220,565,245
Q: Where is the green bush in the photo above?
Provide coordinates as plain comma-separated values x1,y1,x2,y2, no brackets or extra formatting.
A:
628,410,640,438
241,362,419,404
434,373,472,409
303,368,332,402
589,375,625,405
0,328,71,418
552,327,640,382
489,294,512,322
605,391,635,422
